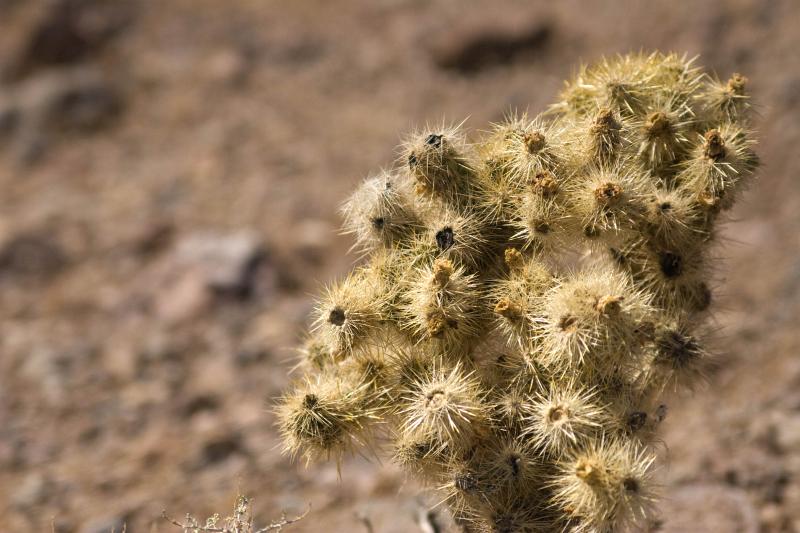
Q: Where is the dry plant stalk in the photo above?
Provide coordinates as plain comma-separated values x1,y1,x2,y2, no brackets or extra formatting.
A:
163,495,308,533
277,52,758,532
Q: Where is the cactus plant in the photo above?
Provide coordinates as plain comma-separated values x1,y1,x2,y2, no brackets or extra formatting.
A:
277,52,758,532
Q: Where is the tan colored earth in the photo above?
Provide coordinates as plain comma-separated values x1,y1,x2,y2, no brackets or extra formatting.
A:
1,1,798,531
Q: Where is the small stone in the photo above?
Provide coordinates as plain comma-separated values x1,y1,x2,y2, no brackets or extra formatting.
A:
0,229,68,280
428,20,552,75
0,103,20,140
173,231,264,297
197,432,245,467
80,515,126,533
154,269,210,323
21,346,69,404
658,484,759,533
51,517,76,533
4,0,130,79
205,48,249,86
0,67,122,162
774,414,800,451
40,69,122,132
12,472,50,508
291,219,333,265
235,345,270,366
180,394,220,418
102,341,139,381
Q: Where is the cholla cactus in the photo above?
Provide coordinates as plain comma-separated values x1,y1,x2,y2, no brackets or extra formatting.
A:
277,52,758,532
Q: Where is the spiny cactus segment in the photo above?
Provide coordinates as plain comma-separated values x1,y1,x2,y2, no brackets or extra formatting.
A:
277,52,758,532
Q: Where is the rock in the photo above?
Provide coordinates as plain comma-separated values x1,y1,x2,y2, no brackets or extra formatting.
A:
172,231,265,298
290,218,334,266
429,20,553,75
137,330,180,365
245,310,294,354
189,356,236,399
3,0,132,80
774,413,800,452
136,230,267,322
79,515,126,533
180,393,220,418
102,340,139,382
197,432,245,467
234,344,270,366
659,484,759,533
0,102,20,141
153,268,211,324
11,472,51,508
0,67,122,162
19,341,95,406
204,48,250,86
40,69,121,132
20,346,68,404
0,228,68,281
132,220,174,257
51,517,76,533
760,502,790,531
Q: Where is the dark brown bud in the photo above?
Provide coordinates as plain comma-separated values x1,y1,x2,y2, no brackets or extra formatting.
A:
302,394,319,409
504,247,524,270
425,308,457,337
425,312,446,337
432,258,454,287
559,315,578,332
655,330,700,368
727,73,748,95
454,471,480,493
591,108,621,134
425,133,443,148
426,389,446,408
328,306,346,326
594,182,623,206
524,131,546,153
609,247,627,266
596,295,623,316
584,225,601,238
703,129,726,160
696,190,722,212
548,405,569,423
531,171,559,198
645,111,670,136
494,297,523,321
575,459,600,485
623,477,640,493
371,216,385,230
435,227,455,251
627,411,647,432
658,251,683,278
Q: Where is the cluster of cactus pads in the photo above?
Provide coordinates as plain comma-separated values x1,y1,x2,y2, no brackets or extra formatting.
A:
277,52,758,532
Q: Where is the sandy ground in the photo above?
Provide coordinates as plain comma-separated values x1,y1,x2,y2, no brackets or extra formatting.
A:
1,0,799,531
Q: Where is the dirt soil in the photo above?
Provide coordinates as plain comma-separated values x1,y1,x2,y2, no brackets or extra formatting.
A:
1,1,799,532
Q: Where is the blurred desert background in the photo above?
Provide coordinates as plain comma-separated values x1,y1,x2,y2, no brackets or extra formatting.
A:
0,0,798,531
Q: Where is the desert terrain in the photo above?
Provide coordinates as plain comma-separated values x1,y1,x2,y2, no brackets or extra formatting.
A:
1,1,799,531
